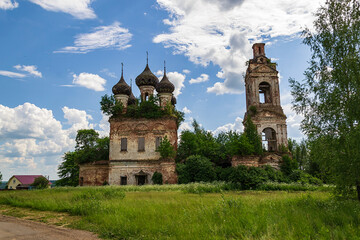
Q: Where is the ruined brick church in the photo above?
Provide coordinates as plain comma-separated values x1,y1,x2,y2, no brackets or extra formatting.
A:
232,43,288,168
79,43,288,185
79,60,178,186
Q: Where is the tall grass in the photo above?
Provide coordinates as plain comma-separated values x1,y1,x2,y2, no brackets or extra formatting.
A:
0,184,359,239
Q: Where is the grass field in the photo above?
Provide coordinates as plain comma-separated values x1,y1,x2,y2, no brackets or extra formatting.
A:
0,184,359,240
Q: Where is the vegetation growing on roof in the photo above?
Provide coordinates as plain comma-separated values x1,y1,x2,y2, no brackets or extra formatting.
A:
100,94,185,127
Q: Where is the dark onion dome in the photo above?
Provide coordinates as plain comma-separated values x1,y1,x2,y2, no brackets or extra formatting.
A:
135,64,159,87
171,95,177,105
156,70,175,93
112,65,131,96
128,90,136,105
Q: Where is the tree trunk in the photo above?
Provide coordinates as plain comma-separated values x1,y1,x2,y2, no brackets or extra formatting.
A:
357,184,360,202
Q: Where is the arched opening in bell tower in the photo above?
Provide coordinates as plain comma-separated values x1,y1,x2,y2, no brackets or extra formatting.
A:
262,127,277,151
259,82,272,104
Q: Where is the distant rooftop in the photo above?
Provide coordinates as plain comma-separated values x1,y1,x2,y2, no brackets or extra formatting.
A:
12,175,51,185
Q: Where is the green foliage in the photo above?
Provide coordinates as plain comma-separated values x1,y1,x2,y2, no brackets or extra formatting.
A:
263,165,286,182
287,139,309,171
177,120,262,166
177,120,225,165
228,165,268,190
0,171,2,181
57,151,80,187
75,129,99,150
244,117,263,155
100,94,185,127
152,172,163,185
31,176,49,189
100,94,123,117
280,155,298,176
287,138,295,153
215,167,235,182
176,155,216,184
290,0,360,200
156,136,176,159
128,95,163,119
278,144,288,153
221,131,255,156
173,109,185,128
308,132,360,199
288,170,323,186
248,105,257,116
57,129,110,186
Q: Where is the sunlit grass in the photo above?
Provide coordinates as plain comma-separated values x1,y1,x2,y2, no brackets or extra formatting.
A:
0,184,359,239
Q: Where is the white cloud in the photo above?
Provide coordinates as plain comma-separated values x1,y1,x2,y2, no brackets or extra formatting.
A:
212,117,244,135
100,68,117,78
0,0,18,10
98,114,110,137
182,69,190,74
72,72,106,91
182,106,191,114
29,0,96,19
179,121,192,132
0,103,99,180
189,73,209,84
14,65,42,78
156,70,185,97
0,70,26,78
56,22,132,54
62,106,94,138
155,0,324,94
282,103,304,142
0,103,63,141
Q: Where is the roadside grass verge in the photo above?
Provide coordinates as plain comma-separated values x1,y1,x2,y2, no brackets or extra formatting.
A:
0,184,358,239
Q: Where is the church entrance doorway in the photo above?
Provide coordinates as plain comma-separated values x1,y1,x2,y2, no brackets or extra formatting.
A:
135,171,148,185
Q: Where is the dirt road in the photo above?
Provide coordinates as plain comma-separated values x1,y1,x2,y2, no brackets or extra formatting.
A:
0,215,100,240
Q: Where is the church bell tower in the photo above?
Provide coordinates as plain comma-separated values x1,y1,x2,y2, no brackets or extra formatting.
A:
244,43,288,151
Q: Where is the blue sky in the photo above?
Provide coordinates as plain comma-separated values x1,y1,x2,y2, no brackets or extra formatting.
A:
0,0,325,180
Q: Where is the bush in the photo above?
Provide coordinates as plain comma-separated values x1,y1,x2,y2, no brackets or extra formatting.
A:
263,165,286,182
228,165,268,190
31,176,49,189
289,170,323,186
280,155,298,176
176,163,190,184
278,144,289,153
224,132,255,156
100,94,123,117
176,155,216,184
152,172,163,185
215,167,235,182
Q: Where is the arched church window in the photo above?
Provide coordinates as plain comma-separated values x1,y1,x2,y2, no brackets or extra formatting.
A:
262,127,277,151
259,82,271,104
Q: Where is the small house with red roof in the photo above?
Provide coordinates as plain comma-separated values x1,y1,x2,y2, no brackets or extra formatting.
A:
7,175,51,190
